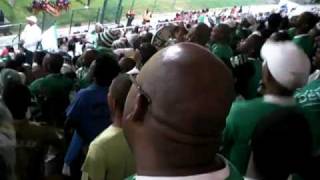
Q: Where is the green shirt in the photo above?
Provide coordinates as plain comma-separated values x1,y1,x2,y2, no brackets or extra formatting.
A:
246,59,262,99
223,98,297,175
295,79,320,151
292,34,314,57
210,43,233,68
82,125,135,180
29,73,74,98
288,27,296,40
230,56,262,99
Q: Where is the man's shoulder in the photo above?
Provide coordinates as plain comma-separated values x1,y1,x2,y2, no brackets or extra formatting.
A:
231,98,264,111
90,126,124,149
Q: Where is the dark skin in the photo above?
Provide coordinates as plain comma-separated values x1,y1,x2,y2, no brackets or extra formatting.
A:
211,24,231,44
295,12,318,35
123,43,235,176
187,23,211,46
82,49,97,68
237,34,264,58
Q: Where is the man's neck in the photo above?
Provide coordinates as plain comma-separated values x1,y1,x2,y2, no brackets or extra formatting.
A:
111,114,122,128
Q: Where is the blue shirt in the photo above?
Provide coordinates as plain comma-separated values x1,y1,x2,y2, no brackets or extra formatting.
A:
65,83,111,165
66,83,111,144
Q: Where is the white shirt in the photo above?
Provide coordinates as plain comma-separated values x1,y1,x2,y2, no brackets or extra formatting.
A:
21,24,42,52
136,156,230,180
263,95,296,106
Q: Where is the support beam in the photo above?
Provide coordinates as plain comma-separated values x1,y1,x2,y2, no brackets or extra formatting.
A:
99,0,109,23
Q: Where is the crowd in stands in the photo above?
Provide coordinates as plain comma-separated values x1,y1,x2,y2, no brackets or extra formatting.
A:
0,5,320,180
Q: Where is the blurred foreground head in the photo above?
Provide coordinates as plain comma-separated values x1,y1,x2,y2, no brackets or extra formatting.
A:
123,42,235,176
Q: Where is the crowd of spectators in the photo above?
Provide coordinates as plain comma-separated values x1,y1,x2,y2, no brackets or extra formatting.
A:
0,5,320,180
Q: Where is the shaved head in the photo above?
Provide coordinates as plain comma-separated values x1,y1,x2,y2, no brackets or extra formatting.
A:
123,43,235,176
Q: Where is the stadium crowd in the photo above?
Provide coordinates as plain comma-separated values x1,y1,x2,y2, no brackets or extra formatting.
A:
0,5,320,180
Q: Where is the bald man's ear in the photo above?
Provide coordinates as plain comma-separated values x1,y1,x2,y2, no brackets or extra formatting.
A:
131,93,149,123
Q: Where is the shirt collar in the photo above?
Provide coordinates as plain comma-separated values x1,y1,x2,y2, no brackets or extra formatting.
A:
294,34,310,39
263,94,296,106
136,156,230,180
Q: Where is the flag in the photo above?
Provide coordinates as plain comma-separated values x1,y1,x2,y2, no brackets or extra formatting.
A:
41,24,58,52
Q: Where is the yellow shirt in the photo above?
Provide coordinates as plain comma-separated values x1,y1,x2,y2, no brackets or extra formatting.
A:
82,125,135,180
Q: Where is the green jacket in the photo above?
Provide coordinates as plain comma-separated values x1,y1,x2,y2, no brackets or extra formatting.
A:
29,73,74,98
210,43,233,68
222,98,297,175
292,34,314,57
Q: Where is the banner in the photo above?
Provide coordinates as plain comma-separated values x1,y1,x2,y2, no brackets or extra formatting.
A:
41,24,59,52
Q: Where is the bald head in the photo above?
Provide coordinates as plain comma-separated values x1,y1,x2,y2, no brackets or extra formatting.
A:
123,42,234,176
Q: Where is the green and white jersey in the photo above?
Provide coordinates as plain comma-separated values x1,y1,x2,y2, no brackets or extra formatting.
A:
292,34,314,57
295,79,320,151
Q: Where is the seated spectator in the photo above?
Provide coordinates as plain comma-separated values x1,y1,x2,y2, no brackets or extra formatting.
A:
210,24,234,68
3,82,63,180
64,52,120,178
82,74,134,180
223,40,311,175
292,12,318,57
29,52,75,127
231,34,264,99
246,108,313,180
187,23,211,46
123,43,242,179
0,102,15,180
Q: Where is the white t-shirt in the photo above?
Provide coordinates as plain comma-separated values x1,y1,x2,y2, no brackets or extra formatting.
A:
20,24,42,52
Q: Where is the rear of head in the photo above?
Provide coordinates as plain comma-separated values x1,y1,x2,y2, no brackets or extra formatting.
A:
267,13,282,31
261,40,310,96
141,32,153,43
33,51,47,66
119,57,135,73
83,49,98,67
137,43,157,69
252,108,312,180
93,52,120,87
108,74,132,122
211,23,231,44
270,31,291,42
237,34,264,57
123,43,235,175
42,53,64,74
3,82,31,120
187,23,211,46
296,12,318,34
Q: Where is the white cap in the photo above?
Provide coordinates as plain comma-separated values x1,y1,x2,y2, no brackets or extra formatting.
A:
26,16,37,23
261,40,311,90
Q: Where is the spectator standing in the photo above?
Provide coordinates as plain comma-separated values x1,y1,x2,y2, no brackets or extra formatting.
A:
126,9,135,27
82,74,134,180
223,40,311,175
210,24,234,68
64,52,120,178
20,16,42,65
29,53,74,127
123,43,242,180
